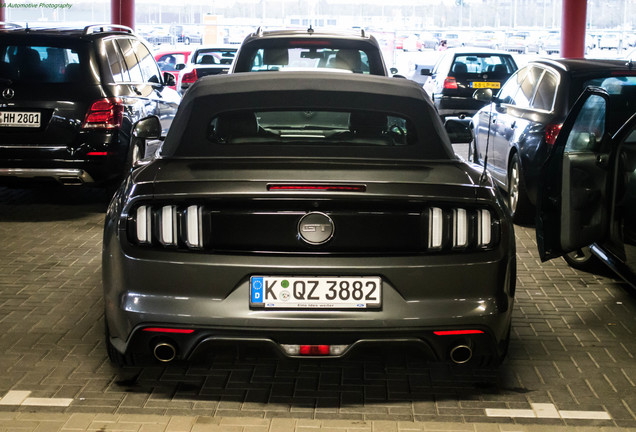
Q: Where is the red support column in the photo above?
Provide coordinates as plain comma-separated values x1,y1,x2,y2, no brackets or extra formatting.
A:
0,0,6,23
111,0,135,31
561,0,587,58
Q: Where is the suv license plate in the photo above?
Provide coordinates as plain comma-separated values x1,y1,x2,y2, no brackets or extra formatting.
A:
0,111,41,128
250,276,382,309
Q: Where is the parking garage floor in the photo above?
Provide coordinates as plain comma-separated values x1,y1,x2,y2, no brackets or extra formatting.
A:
1,175,635,432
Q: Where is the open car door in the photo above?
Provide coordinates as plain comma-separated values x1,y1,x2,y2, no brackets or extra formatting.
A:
536,87,612,261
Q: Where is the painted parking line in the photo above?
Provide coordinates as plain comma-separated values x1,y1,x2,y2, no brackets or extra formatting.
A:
0,390,72,407
486,403,611,420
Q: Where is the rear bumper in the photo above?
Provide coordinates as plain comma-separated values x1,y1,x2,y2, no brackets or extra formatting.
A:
0,168,95,185
434,95,487,119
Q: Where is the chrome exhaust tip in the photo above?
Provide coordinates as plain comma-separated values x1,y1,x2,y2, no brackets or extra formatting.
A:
153,342,177,363
450,344,473,364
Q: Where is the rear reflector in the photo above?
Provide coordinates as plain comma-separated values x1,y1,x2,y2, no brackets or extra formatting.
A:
434,330,484,336
281,344,348,356
268,184,366,192
86,151,109,156
143,327,195,334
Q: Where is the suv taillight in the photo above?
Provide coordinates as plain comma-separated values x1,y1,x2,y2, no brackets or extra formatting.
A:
443,77,458,89
82,98,124,129
181,70,198,84
545,123,562,145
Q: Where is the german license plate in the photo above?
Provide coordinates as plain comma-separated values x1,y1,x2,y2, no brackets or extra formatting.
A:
471,82,501,89
250,276,382,309
0,111,41,128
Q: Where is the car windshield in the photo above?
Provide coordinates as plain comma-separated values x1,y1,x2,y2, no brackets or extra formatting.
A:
208,109,414,146
0,44,82,83
247,47,370,73
451,54,516,76
192,49,236,65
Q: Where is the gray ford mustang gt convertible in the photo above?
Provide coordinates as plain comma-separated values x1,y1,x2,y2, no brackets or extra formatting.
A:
102,71,516,367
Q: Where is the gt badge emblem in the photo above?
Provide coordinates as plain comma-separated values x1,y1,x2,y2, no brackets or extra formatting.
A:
298,212,334,245
2,88,14,100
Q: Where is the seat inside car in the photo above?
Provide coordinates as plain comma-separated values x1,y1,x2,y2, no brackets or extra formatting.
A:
451,62,468,74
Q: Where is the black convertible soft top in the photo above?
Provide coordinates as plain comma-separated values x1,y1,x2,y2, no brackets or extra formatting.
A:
160,71,455,160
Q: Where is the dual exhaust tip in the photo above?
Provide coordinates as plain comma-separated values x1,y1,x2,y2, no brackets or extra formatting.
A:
153,342,177,363
449,344,473,364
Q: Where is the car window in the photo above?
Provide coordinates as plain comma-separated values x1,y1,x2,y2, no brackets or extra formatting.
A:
0,44,81,83
584,76,636,94
531,70,558,111
104,39,129,83
116,38,143,83
157,53,186,72
564,94,606,152
497,67,527,105
134,41,162,83
451,54,515,75
515,66,543,108
246,47,369,73
192,48,236,65
207,109,415,147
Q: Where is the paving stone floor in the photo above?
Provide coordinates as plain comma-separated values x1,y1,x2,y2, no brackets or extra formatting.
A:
0,182,635,432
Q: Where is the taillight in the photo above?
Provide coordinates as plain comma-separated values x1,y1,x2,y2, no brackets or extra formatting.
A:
181,69,197,84
132,204,204,249
82,97,123,129
545,123,562,146
443,77,458,89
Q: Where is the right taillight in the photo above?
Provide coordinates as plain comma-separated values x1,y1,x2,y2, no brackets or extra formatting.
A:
82,97,124,129
545,123,562,145
443,77,458,89
181,69,198,84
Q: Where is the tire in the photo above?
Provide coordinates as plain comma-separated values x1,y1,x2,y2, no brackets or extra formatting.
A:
507,153,533,224
563,247,604,272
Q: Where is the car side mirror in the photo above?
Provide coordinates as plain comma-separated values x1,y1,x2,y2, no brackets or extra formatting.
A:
390,67,399,75
163,72,176,87
444,118,473,144
175,63,186,71
133,116,163,140
420,68,432,76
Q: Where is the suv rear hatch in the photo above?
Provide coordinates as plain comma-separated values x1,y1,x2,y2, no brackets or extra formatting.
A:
0,39,102,148
443,53,517,98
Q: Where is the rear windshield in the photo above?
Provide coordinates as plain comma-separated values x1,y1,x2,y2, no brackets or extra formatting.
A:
191,48,236,65
246,47,370,74
208,109,415,146
583,76,636,94
451,54,516,76
233,40,386,75
0,44,82,83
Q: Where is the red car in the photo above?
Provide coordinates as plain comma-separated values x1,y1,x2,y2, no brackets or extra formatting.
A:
154,50,191,90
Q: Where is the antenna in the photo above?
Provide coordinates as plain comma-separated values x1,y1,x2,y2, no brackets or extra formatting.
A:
307,25,314,34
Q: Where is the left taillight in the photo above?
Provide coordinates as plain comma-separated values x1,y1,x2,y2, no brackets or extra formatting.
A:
443,77,458,89
82,97,124,129
131,204,204,249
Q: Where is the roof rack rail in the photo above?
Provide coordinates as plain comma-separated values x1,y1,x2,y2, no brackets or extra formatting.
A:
83,24,133,35
0,21,24,30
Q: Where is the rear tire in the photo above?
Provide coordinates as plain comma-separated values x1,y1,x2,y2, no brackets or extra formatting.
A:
507,153,533,224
